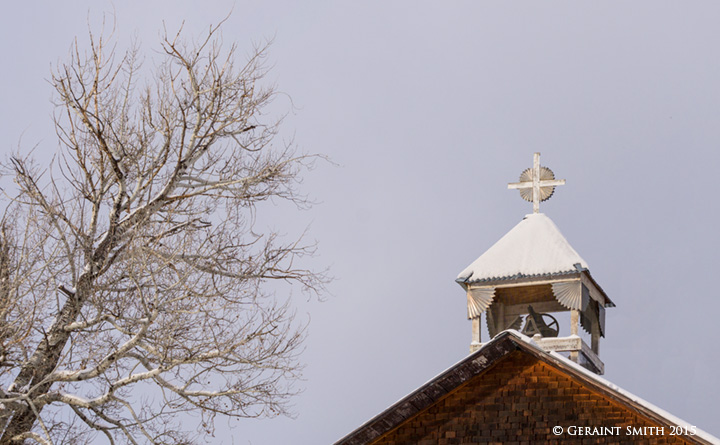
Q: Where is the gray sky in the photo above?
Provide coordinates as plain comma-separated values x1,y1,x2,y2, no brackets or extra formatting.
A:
2,1,719,443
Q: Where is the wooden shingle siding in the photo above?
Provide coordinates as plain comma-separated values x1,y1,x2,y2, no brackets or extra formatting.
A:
371,351,693,445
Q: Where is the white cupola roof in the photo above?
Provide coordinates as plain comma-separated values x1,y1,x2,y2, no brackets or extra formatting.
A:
456,213,588,285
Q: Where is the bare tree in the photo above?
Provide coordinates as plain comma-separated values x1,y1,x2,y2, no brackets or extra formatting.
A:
0,20,324,444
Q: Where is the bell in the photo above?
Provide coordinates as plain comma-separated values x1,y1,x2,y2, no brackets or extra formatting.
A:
521,305,560,338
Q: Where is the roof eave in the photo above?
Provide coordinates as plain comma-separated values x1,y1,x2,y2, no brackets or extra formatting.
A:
457,269,616,309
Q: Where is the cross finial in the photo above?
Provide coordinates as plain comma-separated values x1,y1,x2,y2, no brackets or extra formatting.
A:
507,153,566,213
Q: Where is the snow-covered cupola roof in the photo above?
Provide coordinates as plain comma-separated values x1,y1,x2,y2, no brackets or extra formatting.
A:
456,213,588,284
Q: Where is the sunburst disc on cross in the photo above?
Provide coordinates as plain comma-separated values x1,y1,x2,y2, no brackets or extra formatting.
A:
507,153,566,213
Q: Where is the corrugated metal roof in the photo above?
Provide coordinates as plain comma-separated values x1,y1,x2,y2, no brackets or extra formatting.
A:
457,213,589,284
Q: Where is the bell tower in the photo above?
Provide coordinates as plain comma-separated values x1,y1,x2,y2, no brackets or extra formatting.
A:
456,153,614,375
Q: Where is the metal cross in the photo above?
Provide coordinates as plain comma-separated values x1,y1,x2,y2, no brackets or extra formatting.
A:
507,152,566,213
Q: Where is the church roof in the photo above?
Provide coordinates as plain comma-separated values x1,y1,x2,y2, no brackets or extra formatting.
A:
457,213,589,284
335,331,718,445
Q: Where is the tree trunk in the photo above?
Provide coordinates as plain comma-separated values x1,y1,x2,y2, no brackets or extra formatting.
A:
0,282,89,443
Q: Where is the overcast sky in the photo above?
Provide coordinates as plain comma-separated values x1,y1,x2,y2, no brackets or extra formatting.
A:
2,2,719,443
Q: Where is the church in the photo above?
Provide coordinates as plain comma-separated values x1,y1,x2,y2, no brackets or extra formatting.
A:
335,154,719,444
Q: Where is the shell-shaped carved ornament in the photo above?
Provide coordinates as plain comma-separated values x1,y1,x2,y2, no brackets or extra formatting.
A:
519,166,557,202
467,287,496,319
552,281,582,310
